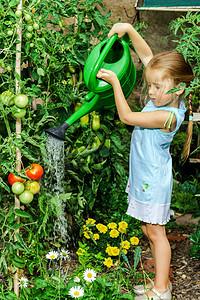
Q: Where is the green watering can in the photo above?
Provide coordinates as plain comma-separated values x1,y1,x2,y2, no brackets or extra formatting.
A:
46,34,136,140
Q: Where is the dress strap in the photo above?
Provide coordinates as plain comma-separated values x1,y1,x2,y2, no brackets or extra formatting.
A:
164,111,175,129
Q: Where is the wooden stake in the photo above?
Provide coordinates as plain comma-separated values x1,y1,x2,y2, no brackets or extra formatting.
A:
14,0,22,297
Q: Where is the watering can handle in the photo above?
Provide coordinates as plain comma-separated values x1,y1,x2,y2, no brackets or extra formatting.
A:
88,34,118,91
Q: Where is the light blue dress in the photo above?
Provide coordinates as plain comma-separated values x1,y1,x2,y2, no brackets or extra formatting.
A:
126,100,186,225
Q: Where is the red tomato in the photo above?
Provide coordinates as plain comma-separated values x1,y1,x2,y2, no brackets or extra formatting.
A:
26,164,43,180
8,173,25,185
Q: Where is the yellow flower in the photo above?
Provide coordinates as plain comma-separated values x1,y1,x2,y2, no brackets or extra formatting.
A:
93,233,99,240
118,221,128,229
105,246,113,256
9,21,12,25
76,248,85,256
112,247,120,256
96,223,108,234
86,218,96,225
103,257,113,268
130,236,139,245
83,225,87,231
83,231,92,239
122,249,128,254
109,229,119,238
121,240,130,250
108,222,117,229
118,227,126,233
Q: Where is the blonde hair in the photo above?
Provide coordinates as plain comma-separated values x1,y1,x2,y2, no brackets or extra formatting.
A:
144,51,194,160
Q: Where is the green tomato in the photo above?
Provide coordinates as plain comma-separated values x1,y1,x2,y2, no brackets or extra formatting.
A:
27,25,33,32
33,23,39,30
30,42,34,48
14,94,28,108
15,10,22,18
25,32,32,39
0,91,15,106
12,182,25,195
24,14,32,22
7,30,13,36
19,190,34,204
12,106,26,118
27,19,33,24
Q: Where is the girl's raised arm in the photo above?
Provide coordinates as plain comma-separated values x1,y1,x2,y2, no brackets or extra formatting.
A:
108,23,153,67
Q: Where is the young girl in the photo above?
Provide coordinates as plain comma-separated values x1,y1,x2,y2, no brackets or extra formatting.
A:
97,23,194,300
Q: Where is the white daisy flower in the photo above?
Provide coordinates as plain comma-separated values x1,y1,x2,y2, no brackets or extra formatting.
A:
60,249,70,260
46,250,59,260
18,277,28,288
74,276,80,283
83,268,97,283
68,286,84,298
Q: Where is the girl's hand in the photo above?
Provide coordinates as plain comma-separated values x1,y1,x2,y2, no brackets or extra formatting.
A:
108,23,132,39
97,69,119,86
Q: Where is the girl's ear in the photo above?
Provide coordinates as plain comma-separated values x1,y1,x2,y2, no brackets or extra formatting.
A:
175,84,185,96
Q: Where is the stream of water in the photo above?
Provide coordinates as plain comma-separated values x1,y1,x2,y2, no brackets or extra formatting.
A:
44,134,70,245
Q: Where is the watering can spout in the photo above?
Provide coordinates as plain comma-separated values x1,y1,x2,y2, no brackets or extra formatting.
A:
45,93,100,141
45,122,69,141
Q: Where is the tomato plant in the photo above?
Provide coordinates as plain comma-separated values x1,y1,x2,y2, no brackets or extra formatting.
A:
8,173,25,185
26,164,43,180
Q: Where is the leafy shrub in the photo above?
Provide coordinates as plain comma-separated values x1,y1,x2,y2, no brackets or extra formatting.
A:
171,178,200,214
168,11,200,103
190,221,200,258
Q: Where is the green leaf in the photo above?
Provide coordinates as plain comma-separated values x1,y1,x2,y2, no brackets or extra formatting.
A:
134,246,142,271
15,232,30,252
13,242,27,252
9,0,20,7
121,251,132,269
14,71,21,81
14,209,32,219
0,177,10,192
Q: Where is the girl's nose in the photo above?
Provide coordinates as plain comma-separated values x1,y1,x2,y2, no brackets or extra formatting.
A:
148,86,153,95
